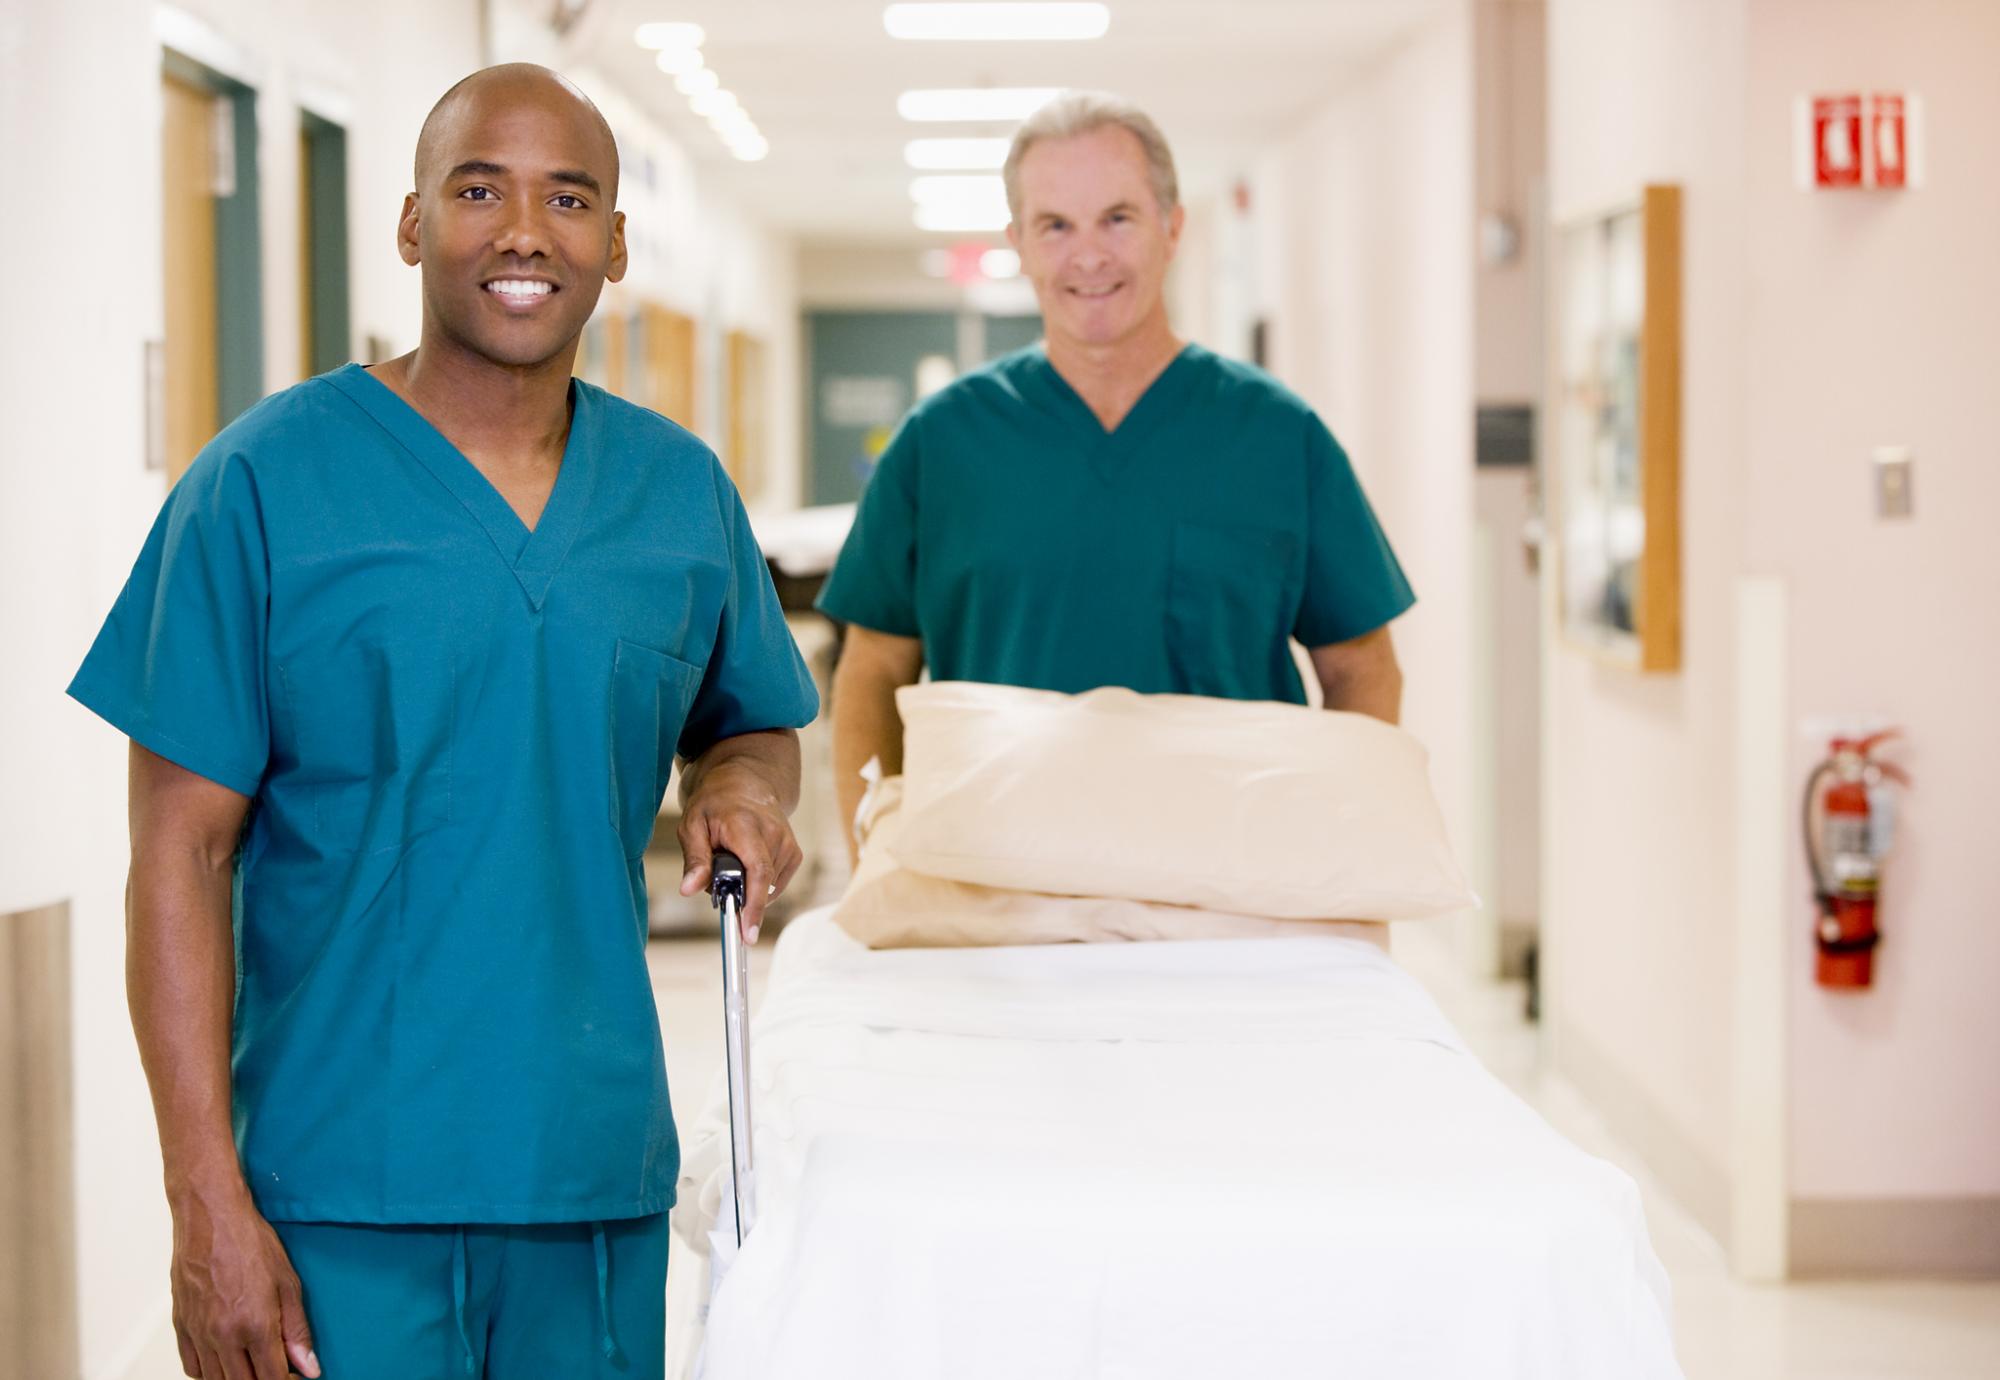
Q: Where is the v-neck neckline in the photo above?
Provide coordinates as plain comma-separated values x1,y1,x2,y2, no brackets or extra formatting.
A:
328,363,597,611
1026,342,1199,481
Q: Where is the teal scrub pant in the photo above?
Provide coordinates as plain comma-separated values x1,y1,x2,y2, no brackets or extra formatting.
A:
273,1216,669,1379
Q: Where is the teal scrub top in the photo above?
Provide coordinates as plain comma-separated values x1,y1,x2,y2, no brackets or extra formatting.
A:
818,343,1414,702
69,365,818,1224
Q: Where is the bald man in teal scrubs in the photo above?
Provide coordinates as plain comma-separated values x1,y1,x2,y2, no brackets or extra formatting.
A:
69,66,814,1379
820,92,1414,849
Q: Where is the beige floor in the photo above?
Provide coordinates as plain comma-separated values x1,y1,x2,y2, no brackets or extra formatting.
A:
652,915,2000,1380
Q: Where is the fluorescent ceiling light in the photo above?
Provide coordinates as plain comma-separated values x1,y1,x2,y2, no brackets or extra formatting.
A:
690,89,740,118
676,67,719,95
898,87,1059,122
655,47,705,75
884,4,1109,41
980,247,1021,278
635,22,705,49
904,136,1010,170
915,204,1012,232
731,135,770,162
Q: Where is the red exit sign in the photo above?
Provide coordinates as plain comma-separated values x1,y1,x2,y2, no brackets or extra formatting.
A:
1799,92,1920,190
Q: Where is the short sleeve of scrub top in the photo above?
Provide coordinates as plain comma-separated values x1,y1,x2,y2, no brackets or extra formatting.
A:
68,368,818,1226
1292,417,1417,648
68,441,272,797
813,416,921,639
680,477,830,757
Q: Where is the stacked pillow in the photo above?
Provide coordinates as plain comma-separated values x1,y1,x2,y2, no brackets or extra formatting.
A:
831,681,1476,949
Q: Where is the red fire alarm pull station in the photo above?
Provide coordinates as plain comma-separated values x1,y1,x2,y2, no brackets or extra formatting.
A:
1871,93,1907,188
1813,94,1865,187
1800,92,1920,190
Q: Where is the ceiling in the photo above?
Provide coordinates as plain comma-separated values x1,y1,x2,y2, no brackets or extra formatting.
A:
568,0,1449,245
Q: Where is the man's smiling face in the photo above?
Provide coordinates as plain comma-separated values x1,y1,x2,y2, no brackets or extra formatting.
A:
1008,124,1184,354
400,70,627,370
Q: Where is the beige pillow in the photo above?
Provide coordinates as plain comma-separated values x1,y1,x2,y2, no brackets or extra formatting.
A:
891,681,1475,922
833,777,1381,950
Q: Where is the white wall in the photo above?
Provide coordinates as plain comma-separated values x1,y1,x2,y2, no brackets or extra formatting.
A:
1546,0,1999,1269
1472,0,1546,942
1742,0,2000,1207
1258,3,1479,904
1542,0,1750,1240
1475,467,1542,927
1474,0,1547,406
1,4,488,1372
2,6,181,1376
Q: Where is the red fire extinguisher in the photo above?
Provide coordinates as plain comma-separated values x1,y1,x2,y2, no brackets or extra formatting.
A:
1802,730,1909,988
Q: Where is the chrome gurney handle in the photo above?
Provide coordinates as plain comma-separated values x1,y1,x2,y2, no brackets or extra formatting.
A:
711,848,757,1244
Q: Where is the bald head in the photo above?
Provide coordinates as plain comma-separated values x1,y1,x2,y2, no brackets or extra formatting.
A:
414,63,619,204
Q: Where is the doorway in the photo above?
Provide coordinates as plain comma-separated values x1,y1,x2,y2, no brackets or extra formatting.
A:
160,53,262,482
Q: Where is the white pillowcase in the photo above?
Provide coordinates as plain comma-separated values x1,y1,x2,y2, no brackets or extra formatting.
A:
833,776,1384,950
891,681,1475,922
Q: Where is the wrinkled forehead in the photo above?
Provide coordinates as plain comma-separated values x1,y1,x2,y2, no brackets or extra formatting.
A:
1015,126,1158,219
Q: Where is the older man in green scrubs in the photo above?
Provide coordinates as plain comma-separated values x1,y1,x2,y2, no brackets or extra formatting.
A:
69,66,813,1379
820,92,1414,850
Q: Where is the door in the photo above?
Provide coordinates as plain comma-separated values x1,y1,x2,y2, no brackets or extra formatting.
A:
161,72,219,483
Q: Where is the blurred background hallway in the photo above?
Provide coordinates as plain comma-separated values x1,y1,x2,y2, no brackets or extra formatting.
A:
2,2,1996,1375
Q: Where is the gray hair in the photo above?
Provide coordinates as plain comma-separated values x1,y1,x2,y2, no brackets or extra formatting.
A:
1002,91,1180,221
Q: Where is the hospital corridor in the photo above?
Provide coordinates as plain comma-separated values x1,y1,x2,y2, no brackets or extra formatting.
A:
2,1,1997,1378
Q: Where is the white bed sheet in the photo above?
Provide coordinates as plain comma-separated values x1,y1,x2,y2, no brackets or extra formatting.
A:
669,908,1681,1380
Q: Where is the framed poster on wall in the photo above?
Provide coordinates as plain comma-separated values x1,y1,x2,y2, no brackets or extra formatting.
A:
1550,183,1682,672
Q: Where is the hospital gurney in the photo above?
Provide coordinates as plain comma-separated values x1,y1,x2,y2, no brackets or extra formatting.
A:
670,904,1683,1380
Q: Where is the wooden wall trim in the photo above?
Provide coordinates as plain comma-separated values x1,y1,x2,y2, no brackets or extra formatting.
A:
1,902,80,1380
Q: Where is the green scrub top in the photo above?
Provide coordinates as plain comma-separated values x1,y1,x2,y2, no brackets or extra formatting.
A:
69,365,818,1224
817,343,1415,702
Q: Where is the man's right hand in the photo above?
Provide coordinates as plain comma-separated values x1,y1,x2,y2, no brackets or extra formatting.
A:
169,1185,319,1380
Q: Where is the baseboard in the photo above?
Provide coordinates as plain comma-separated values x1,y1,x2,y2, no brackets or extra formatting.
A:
1790,1196,2000,1278
1552,1023,1732,1252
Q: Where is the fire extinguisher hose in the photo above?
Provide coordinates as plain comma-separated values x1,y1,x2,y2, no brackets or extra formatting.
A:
1801,759,1837,912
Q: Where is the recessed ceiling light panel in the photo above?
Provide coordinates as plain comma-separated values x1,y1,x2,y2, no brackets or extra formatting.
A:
897,88,1060,122
884,4,1109,42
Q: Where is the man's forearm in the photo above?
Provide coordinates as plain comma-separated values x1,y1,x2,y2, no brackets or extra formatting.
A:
831,658,911,863
1310,629,1404,725
1322,662,1403,724
679,728,802,816
127,843,252,1212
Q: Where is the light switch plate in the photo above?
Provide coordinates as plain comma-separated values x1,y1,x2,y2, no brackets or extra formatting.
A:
1873,445,1913,519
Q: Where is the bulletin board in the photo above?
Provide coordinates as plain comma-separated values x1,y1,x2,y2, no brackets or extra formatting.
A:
1549,184,1683,672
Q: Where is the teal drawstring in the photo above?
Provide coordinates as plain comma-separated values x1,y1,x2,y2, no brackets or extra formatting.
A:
452,1226,475,1375
591,1222,621,1365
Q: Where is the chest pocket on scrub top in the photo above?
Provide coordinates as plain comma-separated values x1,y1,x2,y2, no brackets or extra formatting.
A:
281,634,454,855
608,638,703,858
1165,520,1299,698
